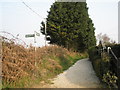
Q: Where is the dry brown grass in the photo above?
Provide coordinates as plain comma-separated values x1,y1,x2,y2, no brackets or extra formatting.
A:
2,40,86,88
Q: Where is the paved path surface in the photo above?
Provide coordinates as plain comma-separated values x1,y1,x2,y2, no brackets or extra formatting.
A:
34,58,101,88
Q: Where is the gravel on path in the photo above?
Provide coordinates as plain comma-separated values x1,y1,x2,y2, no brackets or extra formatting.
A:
34,58,101,88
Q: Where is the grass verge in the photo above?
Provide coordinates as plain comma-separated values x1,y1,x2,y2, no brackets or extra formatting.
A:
2,42,88,88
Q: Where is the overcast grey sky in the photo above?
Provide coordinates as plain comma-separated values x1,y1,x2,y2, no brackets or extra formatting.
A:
0,0,119,47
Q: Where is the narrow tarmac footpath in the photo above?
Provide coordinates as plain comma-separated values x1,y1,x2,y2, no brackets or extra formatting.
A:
34,58,102,88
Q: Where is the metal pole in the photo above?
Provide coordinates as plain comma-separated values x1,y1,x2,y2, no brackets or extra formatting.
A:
45,18,47,46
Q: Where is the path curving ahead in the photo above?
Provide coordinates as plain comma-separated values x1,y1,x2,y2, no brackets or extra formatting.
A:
34,58,101,88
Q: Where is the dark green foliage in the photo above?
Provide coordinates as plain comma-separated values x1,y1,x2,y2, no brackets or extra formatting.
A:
88,46,118,88
41,2,96,51
106,44,120,58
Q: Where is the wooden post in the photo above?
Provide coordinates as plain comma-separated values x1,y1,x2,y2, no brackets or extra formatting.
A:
34,31,36,66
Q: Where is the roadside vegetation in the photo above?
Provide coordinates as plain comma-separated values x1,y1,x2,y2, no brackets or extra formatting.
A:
2,1,97,88
88,44,120,88
88,33,119,88
2,39,88,88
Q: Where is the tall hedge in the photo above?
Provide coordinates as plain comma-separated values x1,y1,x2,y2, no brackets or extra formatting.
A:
41,2,96,51
88,45,119,88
